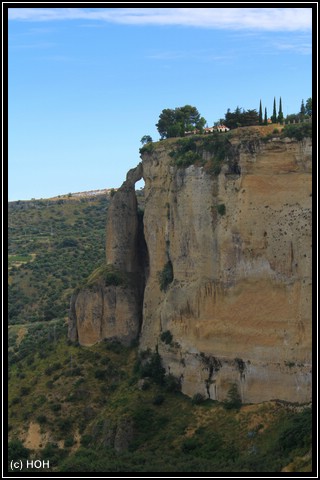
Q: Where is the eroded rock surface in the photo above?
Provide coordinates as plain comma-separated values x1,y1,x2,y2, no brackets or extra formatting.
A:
69,134,312,403
68,163,146,346
139,136,312,403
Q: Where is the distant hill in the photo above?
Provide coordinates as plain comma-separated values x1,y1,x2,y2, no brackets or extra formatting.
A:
8,192,111,326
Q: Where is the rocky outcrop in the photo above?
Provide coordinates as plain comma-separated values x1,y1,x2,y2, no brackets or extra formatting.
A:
106,163,144,273
68,280,142,346
68,131,312,403
68,163,147,346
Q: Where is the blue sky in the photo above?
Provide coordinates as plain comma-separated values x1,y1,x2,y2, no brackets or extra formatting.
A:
8,6,312,201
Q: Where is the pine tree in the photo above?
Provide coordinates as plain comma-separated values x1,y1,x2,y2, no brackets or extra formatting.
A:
264,107,268,125
259,100,263,125
277,97,284,125
305,97,312,116
271,97,277,123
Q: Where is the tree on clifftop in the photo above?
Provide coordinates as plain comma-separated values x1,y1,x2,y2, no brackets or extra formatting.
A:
259,100,263,125
271,97,277,123
156,105,206,139
305,97,312,116
278,97,284,125
224,107,259,129
300,99,306,119
140,135,153,145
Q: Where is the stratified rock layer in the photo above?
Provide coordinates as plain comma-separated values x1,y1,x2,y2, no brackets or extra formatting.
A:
139,136,312,403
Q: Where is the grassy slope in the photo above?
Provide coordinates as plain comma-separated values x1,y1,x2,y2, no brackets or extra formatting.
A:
8,329,312,473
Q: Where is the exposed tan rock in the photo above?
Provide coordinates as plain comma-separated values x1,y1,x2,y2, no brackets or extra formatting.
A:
69,132,312,403
139,136,312,403
105,163,143,272
68,163,145,346
69,282,141,346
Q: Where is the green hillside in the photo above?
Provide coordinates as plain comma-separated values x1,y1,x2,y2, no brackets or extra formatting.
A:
7,192,312,474
8,194,109,325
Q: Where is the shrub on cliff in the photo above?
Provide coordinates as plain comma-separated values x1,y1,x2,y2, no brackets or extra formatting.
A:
191,393,206,405
84,264,124,288
217,204,226,216
169,137,202,167
224,383,242,410
139,142,155,155
160,330,173,345
158,261,174,291
139,351,166,385
280,122,312,140
169,134,233,175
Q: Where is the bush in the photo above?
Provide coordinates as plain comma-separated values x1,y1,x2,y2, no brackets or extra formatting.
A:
139,142,155,155
164,374,181,393
50,403,61,413
58,238,78,248
45,362,62,376
41,443,67,464
160,330,173,345
169,138,202,168
85,264,124,288
217,204,226,216
80,434,93,447
192,393,205,405
281,122,312,140
36,415,47,424
8,439,30,462
224,383,242,410
94,369,108,380
152,394,165,405
104,271,123,287
158,261,173,292
57,417,73,433
276,407,312,456
64,436,75,448
182,437,199,453
140,352,166,385
20,386,30,396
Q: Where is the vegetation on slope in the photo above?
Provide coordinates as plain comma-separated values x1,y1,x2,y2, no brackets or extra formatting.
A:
8,326,312,473
8,195,109,325
165,121,312,175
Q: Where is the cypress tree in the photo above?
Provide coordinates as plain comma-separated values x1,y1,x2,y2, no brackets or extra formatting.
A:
259,100,263,125
300,99,306,118
278,97,284,125
271,97,277,123
264,107,268,125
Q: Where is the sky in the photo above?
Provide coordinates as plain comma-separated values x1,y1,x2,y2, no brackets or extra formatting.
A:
7,6,313,201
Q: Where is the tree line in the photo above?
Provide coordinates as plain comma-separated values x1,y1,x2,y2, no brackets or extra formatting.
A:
141,97,312,143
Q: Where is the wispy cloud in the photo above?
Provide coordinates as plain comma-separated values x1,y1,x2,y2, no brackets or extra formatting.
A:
9,42,56,50
275,42,312,55
147,49,232,62
8,7,312,31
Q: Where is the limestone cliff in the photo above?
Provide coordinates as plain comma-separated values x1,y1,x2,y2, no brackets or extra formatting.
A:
69,129,312,403
68,163,147,346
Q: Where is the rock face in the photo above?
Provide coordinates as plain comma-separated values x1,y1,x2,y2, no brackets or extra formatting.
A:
68,163,147,346
69,132,312,403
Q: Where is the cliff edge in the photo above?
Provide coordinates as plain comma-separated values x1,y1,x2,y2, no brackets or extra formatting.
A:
69,130,312,403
